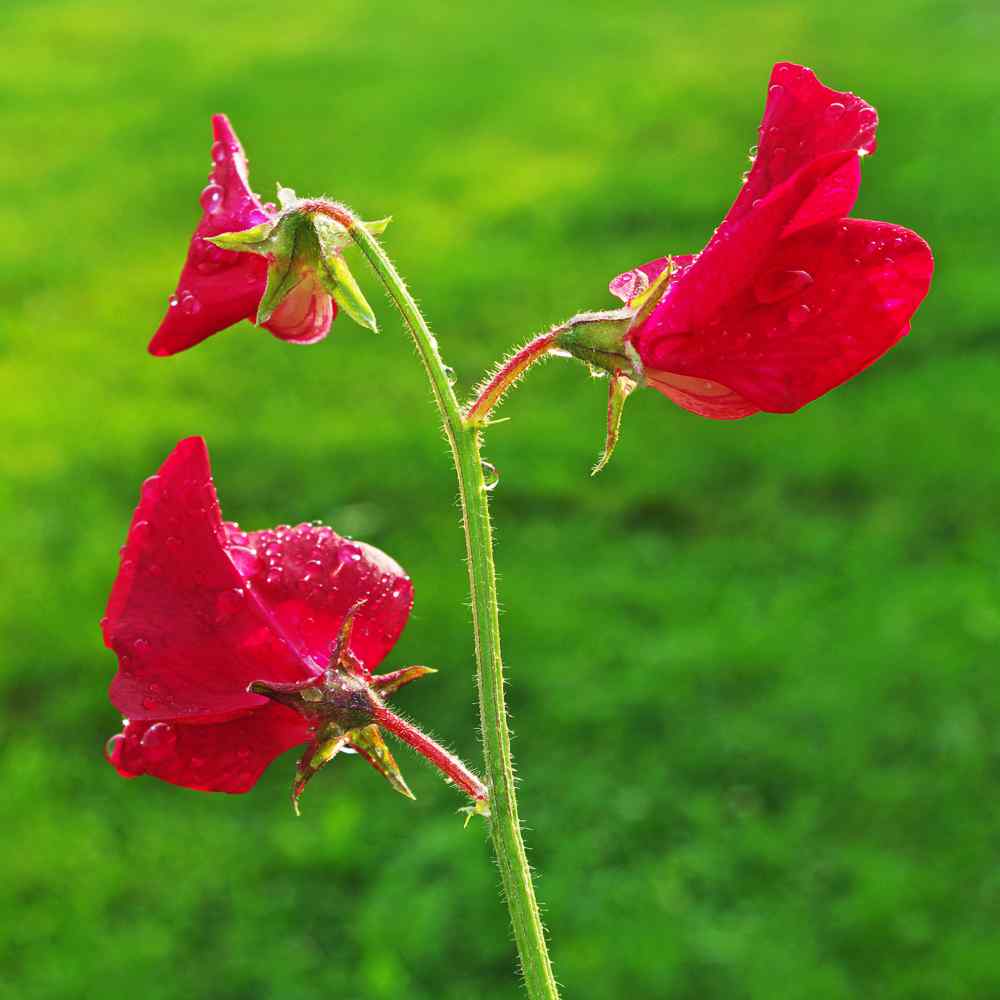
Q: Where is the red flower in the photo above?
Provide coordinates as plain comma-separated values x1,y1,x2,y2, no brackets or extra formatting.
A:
610,62,934,419
148,116,336,357
103,438,486,812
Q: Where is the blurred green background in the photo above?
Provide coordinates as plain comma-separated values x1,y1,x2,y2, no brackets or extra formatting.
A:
2,1,998,997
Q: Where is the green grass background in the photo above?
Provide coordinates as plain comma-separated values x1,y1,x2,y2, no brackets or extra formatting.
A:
2,1,998,997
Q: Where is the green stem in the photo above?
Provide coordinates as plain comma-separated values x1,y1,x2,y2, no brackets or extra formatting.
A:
349,219,560,1000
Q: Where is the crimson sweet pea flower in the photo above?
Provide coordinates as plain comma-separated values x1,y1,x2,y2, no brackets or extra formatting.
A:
102,437,487,814
607,62,934,419
149,116,347,356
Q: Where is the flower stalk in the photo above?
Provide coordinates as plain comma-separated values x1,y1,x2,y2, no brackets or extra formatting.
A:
465,330,559,425
348,216,560,1000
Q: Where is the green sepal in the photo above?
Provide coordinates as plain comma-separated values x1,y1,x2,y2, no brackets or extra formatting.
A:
207,196,386,334
371,665,437,698
362,216,392,236
553,309,634,377
320,252,378,333
629,258,675,327
350,724,415,800
291,728,350,816
257,214,320,325
592,369,637,476
207,220,277,253
313,213,392,256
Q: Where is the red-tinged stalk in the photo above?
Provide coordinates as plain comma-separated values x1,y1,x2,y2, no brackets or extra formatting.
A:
375,705,488,803
465,330,561,425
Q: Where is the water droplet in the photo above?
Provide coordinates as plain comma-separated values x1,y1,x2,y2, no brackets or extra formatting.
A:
859,108,877,127
131,520,152,546
140,722,177,761
179,291,201,316
140,475,162,503
443,365,457,386
105,733,125,763
211,140,227,164
141,697,157,711
133,637,150,655
786,303,811,326
200,183,224,214
168,294,179,308
825,101,846,123
214,588,245,624
753,269,813,305
481,461,500,491
228,545,258,576
193,239,231,274
768,84,784,99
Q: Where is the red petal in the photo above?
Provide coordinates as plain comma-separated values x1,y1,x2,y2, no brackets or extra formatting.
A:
608,256,696,306
639,151,861,345
234,522,414,676
644,371,759,420
148,115,274,356
729,62,878,225
107,704,310,793
261,273,337,345
637,219,933,413
104,438,312,721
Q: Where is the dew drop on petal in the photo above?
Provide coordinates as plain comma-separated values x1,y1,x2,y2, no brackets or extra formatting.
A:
786,303,811,326
211,141,227,164
105,732,141,776
228,545,258,576
825,101,846,123
200,183,224,214
753,269,814,305
141,475,162,503
168,294,179,309
131,520,152,546
105,733,124,762
214,587,245,624
768,84,784,99
140,722,177,762
179,291,201,316
133,637,150,655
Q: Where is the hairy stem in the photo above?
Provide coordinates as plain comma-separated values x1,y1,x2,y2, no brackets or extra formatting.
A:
349,217,560,999
375,705,489,802
465,330,560,425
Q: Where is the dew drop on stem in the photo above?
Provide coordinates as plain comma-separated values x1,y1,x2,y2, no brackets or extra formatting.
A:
481,461,500,492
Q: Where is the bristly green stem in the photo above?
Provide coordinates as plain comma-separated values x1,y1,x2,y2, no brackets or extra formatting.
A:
347,215,560,1000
